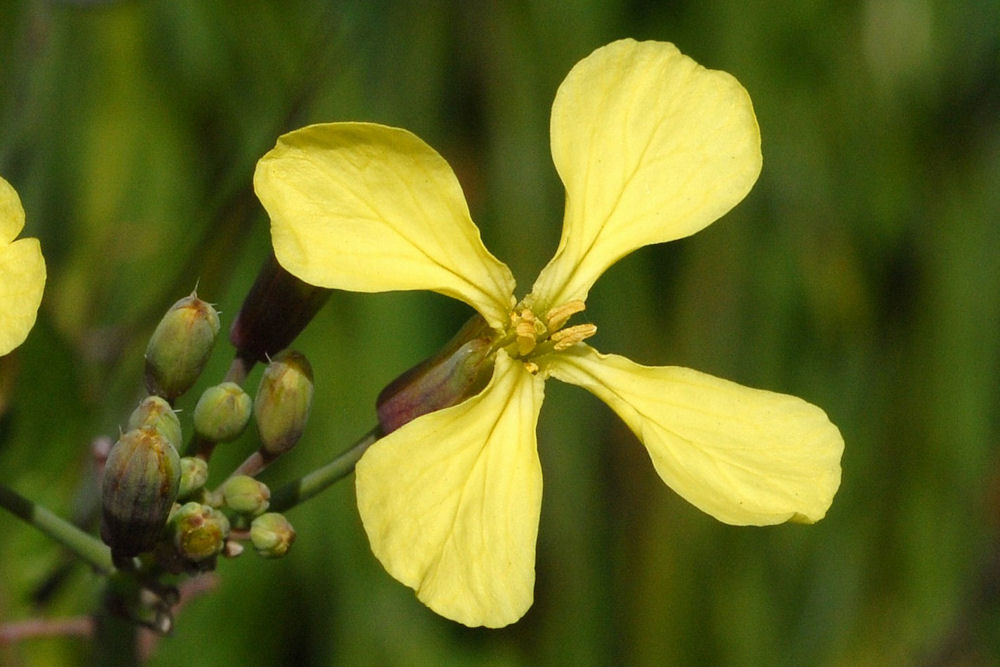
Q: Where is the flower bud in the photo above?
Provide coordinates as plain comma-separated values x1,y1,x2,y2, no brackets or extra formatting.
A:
144,293,220,401
168,502,230,562
177,457,209,499
250,512,295,558
100,428,181,561
229,253,330,363
220,475,270,517
127,395,182,450
254,350,313,458
376,314,494,434
193,382,252,443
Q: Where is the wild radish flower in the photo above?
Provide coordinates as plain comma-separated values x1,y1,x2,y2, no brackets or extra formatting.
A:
253,39,844,628
0,176,45,356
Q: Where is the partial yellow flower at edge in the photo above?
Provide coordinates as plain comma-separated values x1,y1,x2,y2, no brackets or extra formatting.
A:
0,177,46,356
253,38,844,628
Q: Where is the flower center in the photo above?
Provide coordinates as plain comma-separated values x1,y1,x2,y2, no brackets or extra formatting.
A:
504,299,597,372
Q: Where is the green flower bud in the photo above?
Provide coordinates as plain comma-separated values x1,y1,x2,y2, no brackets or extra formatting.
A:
145,293,220,401
177,457,209,499
193,382,252,442
376,314,493,433
254,350,313,457
101,428,181,561
221,475,270,517
127,395,182,450
168,502,230,562
250,512,295,558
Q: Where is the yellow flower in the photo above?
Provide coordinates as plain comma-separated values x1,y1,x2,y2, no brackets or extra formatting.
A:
0,176,46,356
254,39,844,627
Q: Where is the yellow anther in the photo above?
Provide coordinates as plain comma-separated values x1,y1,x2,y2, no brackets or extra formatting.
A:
550,323,597,351
522,361,539,375
545,300,586,332
515,309,538,356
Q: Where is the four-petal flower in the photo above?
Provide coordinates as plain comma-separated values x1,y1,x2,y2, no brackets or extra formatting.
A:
0,176,46,356
253,39,844,627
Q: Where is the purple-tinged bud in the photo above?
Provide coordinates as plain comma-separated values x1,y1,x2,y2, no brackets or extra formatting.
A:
230,253,330,363
250,512,295,558
100,428,181,561
145,293,220,401
376,314,494,434
193,382,252,443
127,395,182,450
254,350,313,458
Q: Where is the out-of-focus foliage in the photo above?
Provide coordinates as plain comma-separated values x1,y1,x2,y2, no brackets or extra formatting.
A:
1,0,998,664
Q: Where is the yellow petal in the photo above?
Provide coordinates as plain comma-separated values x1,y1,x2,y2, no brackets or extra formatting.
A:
254,122,516,329
547,346,843,525
0,178,45,356
0,237,46,356
356,350,545,627
1,176,26,245
530,40,763,310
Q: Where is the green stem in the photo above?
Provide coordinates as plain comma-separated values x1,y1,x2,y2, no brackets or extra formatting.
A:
94,576,141,666
270,426,381,512
0,483,115,575
231,450,268,478
224,353,254,385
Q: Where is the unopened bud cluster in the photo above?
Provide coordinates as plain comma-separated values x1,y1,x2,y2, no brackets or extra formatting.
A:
100,291,308,572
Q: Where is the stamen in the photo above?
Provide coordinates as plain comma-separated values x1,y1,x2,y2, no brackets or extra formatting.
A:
545,300,586,331
550,323,597,351
523,361,539,375
515,309,538,356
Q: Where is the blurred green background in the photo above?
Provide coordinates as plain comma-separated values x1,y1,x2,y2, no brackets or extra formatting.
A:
2,0,999,664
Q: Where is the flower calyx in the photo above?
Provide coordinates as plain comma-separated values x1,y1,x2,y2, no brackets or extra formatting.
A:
376,314,495,434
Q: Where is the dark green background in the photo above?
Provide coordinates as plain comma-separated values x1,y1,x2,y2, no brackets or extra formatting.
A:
2,1,998,664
